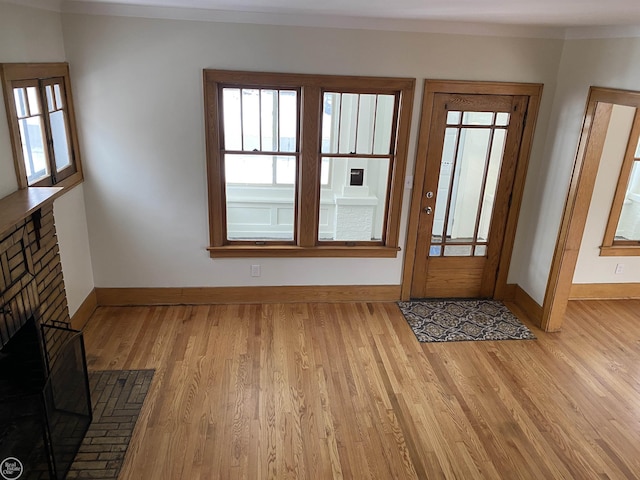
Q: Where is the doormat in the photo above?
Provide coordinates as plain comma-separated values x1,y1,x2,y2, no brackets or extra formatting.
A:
397,299,536,343
66,369,154,480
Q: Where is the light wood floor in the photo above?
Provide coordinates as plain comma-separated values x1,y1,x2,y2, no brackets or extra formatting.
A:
82,299,640,479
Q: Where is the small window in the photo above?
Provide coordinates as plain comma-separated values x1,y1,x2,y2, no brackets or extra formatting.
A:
1,63,83,189
204,70,414,257
601,109,640,255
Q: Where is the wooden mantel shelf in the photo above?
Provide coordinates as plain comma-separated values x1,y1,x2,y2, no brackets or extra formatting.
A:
0,187,63,236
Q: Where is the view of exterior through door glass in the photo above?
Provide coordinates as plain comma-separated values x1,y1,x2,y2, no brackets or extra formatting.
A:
430,111,510,257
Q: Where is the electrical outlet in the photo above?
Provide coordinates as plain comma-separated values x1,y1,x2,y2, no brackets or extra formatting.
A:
250,264,261,277
615,263,624,274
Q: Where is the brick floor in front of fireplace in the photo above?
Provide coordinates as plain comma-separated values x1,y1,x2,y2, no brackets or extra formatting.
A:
66,369,154,480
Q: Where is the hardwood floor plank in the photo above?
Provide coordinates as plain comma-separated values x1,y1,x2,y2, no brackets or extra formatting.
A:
81,299,640,479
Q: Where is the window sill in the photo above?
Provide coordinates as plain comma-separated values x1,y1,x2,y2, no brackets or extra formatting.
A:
599,244,640,256
207,245,401,258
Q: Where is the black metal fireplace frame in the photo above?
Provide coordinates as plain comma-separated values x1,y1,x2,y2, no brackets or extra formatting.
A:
0,315,92,480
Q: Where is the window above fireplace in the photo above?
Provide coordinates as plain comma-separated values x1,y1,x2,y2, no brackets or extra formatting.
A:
0,63,84,191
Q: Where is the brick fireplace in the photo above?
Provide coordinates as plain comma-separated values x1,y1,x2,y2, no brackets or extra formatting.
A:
0,200,71,349
0,188,92,480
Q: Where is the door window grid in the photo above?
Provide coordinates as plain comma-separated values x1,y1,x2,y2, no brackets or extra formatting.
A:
430,111,510,257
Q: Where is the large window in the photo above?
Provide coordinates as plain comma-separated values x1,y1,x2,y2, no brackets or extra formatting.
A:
1,63,83,189
204,70,414,257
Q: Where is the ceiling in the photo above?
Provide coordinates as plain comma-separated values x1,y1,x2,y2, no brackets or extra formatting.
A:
60,0,640,28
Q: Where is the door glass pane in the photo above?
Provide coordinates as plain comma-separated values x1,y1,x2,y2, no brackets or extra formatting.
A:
615,160,640,241
446,128,491,243
319,157,390,241
446,111,461,125
478,129,507,241
444,245,473,256
475,245,487,256
462,112,494,125
225,154,296,241
432,128,458,242
496,112,509,126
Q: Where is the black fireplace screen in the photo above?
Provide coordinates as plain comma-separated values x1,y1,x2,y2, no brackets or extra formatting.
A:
0,318,92,480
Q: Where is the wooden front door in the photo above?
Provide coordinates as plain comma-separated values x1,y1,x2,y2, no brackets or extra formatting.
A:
410,92,529,298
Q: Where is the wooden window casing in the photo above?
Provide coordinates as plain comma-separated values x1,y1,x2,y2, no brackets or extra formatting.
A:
1,63,83,190
601,109,640,256
204,70,415,258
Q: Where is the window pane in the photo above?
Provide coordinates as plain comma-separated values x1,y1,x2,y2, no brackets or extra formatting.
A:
225,155,295,241
50,110,71,171
54,84,63,109
261,90,277,151
275,156,296,184
320,158,330,185
319,157,390,241
355,94,376,154
225,154,273,184
615,160,640,241
13,88,27,117
321,93,339,154
222,88,242,150
339,93,358,154
45,85,55,112
242,89,260,151
279,90,297,152
27,87,40,115
18,117,48,184
373,95,395,154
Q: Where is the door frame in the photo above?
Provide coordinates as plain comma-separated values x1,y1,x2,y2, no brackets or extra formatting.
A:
401,80,543,300
541,87,640,331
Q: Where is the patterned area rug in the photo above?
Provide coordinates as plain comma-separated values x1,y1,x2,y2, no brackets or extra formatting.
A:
397,299,536,343
66,369,154,480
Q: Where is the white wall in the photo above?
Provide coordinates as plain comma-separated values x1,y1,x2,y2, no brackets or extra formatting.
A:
0,2,94,315
510,36,640,303
60,12,563,288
